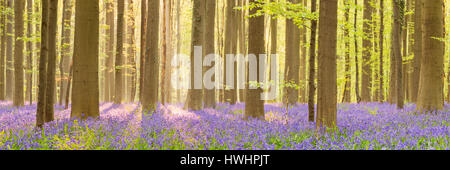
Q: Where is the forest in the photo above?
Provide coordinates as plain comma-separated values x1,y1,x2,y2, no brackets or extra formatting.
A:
0,0,448,150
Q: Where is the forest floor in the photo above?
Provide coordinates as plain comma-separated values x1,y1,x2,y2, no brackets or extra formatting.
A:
0,101,448,150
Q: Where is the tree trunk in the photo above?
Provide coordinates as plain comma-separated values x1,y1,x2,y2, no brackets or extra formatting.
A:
316,0,338,129
139,0,146,102
71,0,100,119
6,0,13,101
36,0,48,128
114,0,124,104
224,0,238,104
204,0,216,108
142,0,160,111
361,0,373,102
244,0,265,120
105,0,114,102
417,0,444,112
65,61,72,109
308,0,317,122
379,0,385,102
26,0,33,105
411,0,421,103
127,0,136,102
355,0,361,103
393,0,404,109
0,0,5,101
284,0,300,107
13,0,25,107
59,0,72,105
44,0,58,123
342,0,351,103
185,0,204,111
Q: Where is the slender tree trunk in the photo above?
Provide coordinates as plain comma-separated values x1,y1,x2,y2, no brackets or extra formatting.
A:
204,0,216,108
6,0,13,101
127,0,136,102
342,1,351,103
393,0,404,109
238,0,247,102
44,0,58,123
284,0,300,107
59,0,72,105
142,0,160,111
308,0,317,122
36,0,48,128
114,0,124,104
244,0,265,120
379,0,385,102
13,0,25,107
299,0,307,103
355,0,361,103
64,61,72,109
361,0,373,102
224,0,237,104
417,0,444,112
185,0,204,110
139,0,146,102
161,0,167,104
411,0,421,103
316,0,338,129
26,0,33,105
71,0,100,119
0,0,5,101
105,1,114,102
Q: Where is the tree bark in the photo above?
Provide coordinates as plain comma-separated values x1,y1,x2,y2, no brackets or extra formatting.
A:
59,0,72,105
13,0,25,107
36,0,48,128
393,0,404,109
44,0,58,122
308,0,317,122
284,0,300,107
142,0,160,111
316,0,338,129
417,0,444,112
204,0,216,108
244,0,265,120
361,0,373,102
71,0,100,119
114,0,124,104
0,0,5,101
342,0,351,103
26,0,33,105
411,0,422,103
185,0,204,111
105,0,114,102
379,0,385,102
6,0,13,101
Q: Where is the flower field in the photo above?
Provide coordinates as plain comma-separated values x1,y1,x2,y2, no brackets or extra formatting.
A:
0,101,448,150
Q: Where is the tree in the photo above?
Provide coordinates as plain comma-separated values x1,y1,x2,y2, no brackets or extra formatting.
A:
59,0,72,105
44,0,58,122
342,0,351,103
26,0,33,105
105,0,114,102
284,0,300,107
410,0,421,103
392,0,404,109
0,0,5,101
142,0,159,112
36,0,48,127
308,0,317,122
114,0,124,104
204,0,216,108
6,0,13,100
185,0,204,111
245,0,265,120
417,0,444,112
224,0,238,104
379,0,385,102
127,0,136,102
354,0,361,103
139,0,146,101
316,0,338,128
71,0,100,119
13,0,24,107
361,0,373,102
